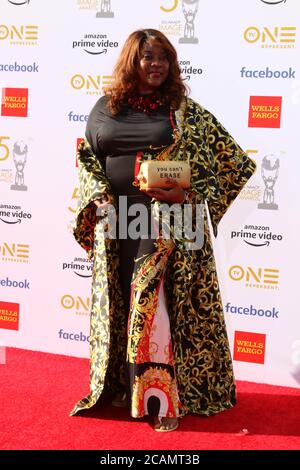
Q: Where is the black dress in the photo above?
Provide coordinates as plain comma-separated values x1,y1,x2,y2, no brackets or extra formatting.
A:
85,95,175,315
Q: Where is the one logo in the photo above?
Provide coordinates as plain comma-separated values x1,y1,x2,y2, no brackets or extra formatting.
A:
1,88,29,118
248,96,282,128
0,241,30,263
0,24,38,45
0,203,32,224
231,225,283,247
225,302,279,319
8,0,30,5
258,154,280,210
60,294,91,317
96,0,114,17
62,257,93,278
233,331,266,364
244,26,296,48
70,74,113,95
229,265,279,290
179,0,200,44
240,66,295,79
72,33,118,55
0,300,20,331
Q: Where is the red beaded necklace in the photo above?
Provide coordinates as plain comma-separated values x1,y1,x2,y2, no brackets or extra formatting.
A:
127,91,166,115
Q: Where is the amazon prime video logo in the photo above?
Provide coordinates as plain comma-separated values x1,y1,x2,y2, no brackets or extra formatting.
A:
0,203,32,225
62,257,93,278
231,224,283,247
260,0,286,5
8,0,30,5
72,33,118,55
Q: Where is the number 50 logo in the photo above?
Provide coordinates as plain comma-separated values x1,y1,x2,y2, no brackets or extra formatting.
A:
160,0,179,12
0,136,10,161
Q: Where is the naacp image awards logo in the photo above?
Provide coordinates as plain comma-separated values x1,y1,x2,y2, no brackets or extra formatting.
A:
96,0,114,17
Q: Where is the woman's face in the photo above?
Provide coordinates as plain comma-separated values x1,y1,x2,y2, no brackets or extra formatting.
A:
137,41,170,94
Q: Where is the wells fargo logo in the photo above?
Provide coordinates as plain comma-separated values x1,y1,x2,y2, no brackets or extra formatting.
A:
244,26,296,48
70,74,113,95
229,265,279,289
76,138,84,167
0,301,20,331
60,294,90,316
233,331,266,364
1,88,29,118
0,241,30,263
0,24,38,45
248,96,282,128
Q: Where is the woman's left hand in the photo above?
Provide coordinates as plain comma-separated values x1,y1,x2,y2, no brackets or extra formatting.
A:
141,178,185,204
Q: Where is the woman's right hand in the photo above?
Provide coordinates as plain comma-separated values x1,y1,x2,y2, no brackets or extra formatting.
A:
93,195,112,209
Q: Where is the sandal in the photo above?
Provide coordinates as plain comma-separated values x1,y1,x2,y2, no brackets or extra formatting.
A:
112,392,127,408
153,417,179,432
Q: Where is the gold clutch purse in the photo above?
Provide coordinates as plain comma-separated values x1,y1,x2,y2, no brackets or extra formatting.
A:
137,160,191,189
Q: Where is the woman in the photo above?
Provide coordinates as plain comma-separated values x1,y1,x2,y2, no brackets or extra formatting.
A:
70,29,256,432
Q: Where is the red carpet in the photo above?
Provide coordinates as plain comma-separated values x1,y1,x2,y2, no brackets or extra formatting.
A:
0,347,300,451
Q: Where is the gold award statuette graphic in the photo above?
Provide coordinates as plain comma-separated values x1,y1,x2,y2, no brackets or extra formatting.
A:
11,141,28,191
179,0,199,44
96,0,114,17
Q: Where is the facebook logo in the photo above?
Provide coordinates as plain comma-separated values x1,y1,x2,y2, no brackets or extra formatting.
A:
240,66,295,79
0,277,30,289
225,302,279,319
0,62,39,73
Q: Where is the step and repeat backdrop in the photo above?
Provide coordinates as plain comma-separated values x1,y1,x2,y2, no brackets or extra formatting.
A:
0,0,300,388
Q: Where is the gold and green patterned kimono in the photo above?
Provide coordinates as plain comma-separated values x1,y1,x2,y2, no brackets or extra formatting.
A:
70,97,256,418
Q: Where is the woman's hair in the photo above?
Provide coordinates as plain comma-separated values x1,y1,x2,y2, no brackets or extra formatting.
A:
104,28,188,115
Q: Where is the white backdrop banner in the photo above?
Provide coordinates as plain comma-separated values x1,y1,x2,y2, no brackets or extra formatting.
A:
0,0,299,387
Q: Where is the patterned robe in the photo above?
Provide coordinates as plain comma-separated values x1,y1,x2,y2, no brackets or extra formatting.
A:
70,97,256,417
